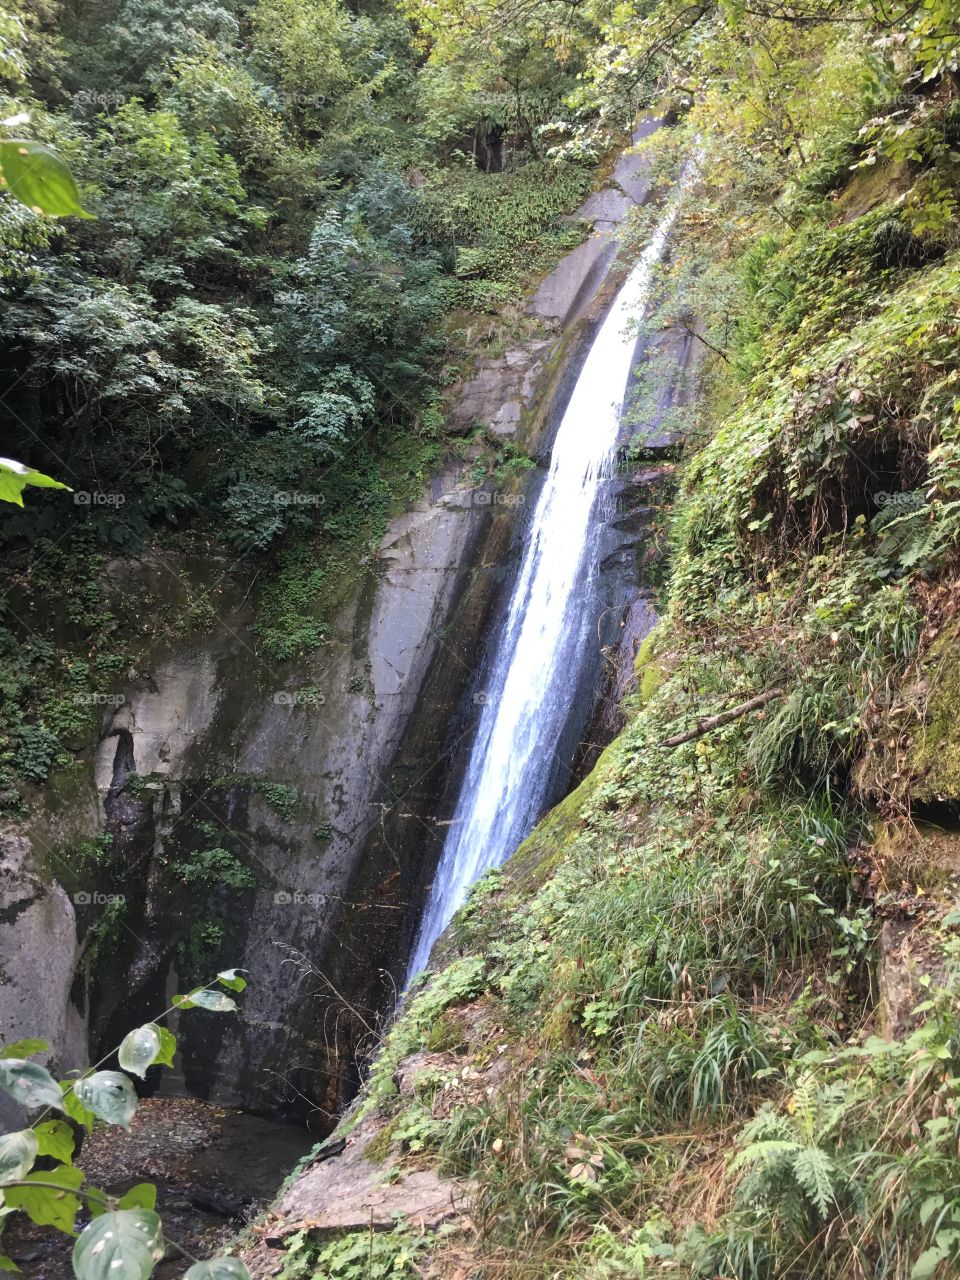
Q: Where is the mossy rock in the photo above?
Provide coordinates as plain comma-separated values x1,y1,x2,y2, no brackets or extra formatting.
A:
905,624,960,804
503,735,622,899
629,625,669,710
833,158,914,224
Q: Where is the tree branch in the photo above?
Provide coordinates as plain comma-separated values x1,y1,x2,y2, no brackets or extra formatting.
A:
660,689,784,747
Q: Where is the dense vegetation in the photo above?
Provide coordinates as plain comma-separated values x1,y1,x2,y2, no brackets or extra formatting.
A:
0,0,602,810
261,0,960,1277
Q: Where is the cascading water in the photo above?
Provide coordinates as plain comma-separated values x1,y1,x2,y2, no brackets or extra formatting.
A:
408,193,683,982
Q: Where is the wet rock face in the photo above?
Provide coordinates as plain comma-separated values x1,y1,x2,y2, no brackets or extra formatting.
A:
0,829,85,1130
80,464,500,1123
529,117,662,330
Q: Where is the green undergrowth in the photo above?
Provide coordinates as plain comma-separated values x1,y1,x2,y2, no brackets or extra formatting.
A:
414,157,595,312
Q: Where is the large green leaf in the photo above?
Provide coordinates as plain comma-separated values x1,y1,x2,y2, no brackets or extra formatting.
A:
216,969,247,993
0,140,92,218
152,1028,176,1070
74,1073,137,1131
72,1209,163,1280
116,1185,156,1212
59,1085,96,1133
0,1041,48,1060
0,1131,38,1184
0,1060,64,1112
184,1259,251,1280
34,1120,75,1164
4,1165,84,1232
118,1027,162,1080
0,458,70,507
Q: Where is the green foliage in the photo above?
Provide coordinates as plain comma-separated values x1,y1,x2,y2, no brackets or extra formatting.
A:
169,847,255,891
414,158,593,310
355,955,487,1119
0,457,70,506
0,139,91,218
280,1222,433,1279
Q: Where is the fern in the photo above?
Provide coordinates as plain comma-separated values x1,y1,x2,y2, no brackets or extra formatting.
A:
792,1147,838,1219
730,1078,861,1225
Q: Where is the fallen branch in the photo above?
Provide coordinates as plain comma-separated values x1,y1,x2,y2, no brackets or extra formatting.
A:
659,689,784,748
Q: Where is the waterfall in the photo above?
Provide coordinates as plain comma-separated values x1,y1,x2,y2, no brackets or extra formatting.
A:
408,193,683,982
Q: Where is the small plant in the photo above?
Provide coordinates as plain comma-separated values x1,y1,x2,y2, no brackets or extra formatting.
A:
279,1221,433,1279
169,847,255,890
0,969,251,1279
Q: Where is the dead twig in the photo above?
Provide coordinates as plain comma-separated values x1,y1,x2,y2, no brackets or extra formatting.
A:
660,689,784,747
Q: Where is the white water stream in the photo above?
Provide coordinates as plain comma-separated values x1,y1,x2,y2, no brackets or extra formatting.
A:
408,195,682,981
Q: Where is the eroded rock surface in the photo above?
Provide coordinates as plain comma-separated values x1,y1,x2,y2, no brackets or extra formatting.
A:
243,1114,469,1276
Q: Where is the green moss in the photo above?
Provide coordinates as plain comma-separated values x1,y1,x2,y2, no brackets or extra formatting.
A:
907,625,960,802
211,774,299,821
504,739,620,898
629,626,670,711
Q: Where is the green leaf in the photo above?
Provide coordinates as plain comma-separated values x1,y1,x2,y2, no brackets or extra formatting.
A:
912,1246,948,1279
0,458,70,507
74,1073,137,1131
175,990,237,1013
72,1209,163,1280
34,1120,75,1164
0,140,92,218
59,1085,95,1133
0,1131,38,1184
919,1193,945,1227
0,1041,47,1060
117,1184,157,1212
118,1027,162,1080
216,969,247,993
0,1059,64,1112
4,1165,84,1232
184,1259,252,1280
0,1255,20,1271
152,1028,176,1070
